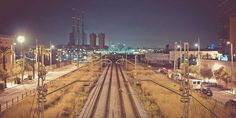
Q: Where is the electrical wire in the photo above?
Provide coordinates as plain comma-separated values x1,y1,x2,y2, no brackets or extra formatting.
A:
191,91,199,118
191,95,219,118
139,79,221,118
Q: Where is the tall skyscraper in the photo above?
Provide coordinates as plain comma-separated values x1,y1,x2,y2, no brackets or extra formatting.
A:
89,33,97,49
217,0,236,53
81,11,86,46
98,32,105,49
68,8,80,46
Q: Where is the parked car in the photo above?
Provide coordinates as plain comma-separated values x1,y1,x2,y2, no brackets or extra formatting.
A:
200,87,213,96
190,79,202,90
171,72,182,81
225,99,236,107
160,68,168,74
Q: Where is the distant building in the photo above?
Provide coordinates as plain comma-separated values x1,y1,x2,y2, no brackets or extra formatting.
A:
81,11,86,46
0,34,15,72
98,33,105,49
217,0,236,53
68,8,80,46
230,16,236,54
89,33,97,49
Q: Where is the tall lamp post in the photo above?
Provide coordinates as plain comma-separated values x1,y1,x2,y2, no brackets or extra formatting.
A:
10,43,16,68
194,39,200,73
174,42,177,71
194,38,200,63
50,41,54,70
17,35,25,84
177,44,182,69
227,41,234,86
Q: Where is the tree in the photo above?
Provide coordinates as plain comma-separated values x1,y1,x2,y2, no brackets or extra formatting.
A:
0,68,9,88
189,65,199,77
214,67,231,88
200,64,213,81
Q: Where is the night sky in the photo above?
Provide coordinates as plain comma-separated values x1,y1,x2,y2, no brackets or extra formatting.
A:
0,0,218,48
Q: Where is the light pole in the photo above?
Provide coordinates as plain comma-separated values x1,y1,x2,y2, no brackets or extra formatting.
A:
177,44,182,69
50,41,54,71
194,38,200,74
126,52,128,70
174,42,177,71
17,35,25,84
11,43,16,68
227,41,234,86
135,54,137,77
194,42,200,63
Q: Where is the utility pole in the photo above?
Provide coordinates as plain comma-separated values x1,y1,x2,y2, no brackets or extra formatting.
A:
180,42,190,118
100,53,102,72
77,49,79,69
50,41,52,70
32,40,36,79
227,41,234,87
37,45,48,118
178,41,182,69
135,55,137,77
174,42,177,71
230,43,234,82
126,52,128,70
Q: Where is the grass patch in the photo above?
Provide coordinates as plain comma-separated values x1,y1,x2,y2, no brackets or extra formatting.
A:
0,61,100,118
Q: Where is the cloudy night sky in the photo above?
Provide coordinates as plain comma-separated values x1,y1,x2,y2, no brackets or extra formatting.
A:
0,0,218,48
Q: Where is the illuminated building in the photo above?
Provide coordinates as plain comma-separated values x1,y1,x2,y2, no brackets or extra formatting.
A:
217,0,236,54
0,34,15,72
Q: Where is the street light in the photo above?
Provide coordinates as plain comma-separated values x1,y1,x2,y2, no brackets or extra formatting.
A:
11,43,16,68
174,42,177,71
17,35,25,84
194,38,201,74
50,41,54,70
177,42,182,69
227,41,234,85
17,35,25,57
194,43,200,60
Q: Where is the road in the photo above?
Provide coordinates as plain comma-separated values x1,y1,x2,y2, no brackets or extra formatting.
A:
79,63,147,118
211,88,236,104
0,63,82,105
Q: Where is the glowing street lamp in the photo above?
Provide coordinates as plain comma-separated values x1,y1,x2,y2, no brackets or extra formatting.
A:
177,43,182,69
194,37,201,74
17,35,25,84
17,35,25,57
50,41,54,70
227,41,234,83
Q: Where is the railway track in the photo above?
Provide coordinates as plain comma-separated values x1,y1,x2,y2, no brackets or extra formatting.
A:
79,62,147,118
117,64,141,118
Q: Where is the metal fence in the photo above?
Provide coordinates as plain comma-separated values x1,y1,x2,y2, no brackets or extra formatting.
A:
0,89,36,112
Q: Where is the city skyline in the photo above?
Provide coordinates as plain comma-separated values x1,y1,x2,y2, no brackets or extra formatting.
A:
0,0,218,48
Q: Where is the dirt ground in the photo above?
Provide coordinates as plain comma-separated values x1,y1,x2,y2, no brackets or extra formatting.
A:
126,63,234,118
